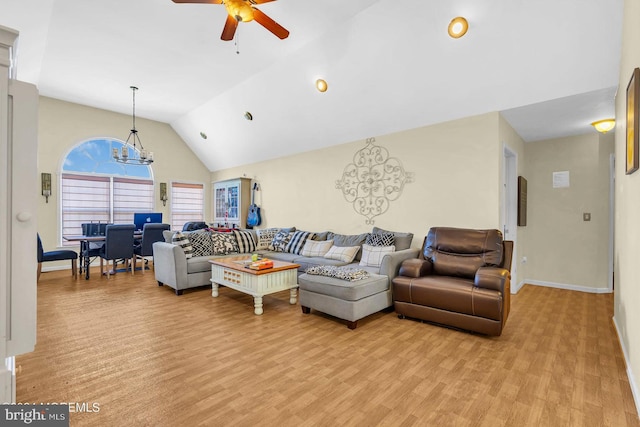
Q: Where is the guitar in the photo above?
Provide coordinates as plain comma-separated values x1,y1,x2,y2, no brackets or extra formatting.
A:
247,183,262,228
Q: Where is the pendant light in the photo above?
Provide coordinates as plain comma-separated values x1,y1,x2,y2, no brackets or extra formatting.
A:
113,86,154,165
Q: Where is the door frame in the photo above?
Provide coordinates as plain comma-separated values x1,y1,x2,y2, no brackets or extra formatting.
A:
502,144,519,292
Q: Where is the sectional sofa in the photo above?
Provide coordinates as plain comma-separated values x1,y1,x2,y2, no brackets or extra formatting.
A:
152,227,419,302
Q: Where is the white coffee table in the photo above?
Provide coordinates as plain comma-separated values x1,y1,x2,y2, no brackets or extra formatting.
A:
209,256,299,315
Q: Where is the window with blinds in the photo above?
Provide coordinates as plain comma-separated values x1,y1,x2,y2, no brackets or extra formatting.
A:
61,173,154,244
171,182,204,231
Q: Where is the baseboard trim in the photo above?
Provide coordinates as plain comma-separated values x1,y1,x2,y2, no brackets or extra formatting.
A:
525,279,610,294
512,280,526,294
613,316,640,418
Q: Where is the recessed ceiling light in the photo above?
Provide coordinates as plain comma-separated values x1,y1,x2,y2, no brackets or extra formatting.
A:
316,79,328,92
448,17,468,38
244,111,253,121
200,131,207,139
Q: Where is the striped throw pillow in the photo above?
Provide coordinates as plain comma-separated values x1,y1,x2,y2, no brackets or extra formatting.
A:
233,230,256,253
172,231,193,259
285,230,316,255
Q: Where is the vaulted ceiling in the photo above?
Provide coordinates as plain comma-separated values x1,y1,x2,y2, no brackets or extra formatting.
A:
3,0,623,171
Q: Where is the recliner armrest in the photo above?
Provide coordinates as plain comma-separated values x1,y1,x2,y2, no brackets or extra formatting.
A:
474,267,509,293
398,258,433,278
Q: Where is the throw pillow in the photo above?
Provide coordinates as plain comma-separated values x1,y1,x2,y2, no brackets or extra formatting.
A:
301,239,334,257
323,245,360,263
172,231,193,259
366,232,395,247
187,229,213,257
372,227,414,251
233,229,256,253
305,265,370,282
269,230,292,252
211,231,239,255
359,244,396,267
285,230,316,255
255,228,279,250
331,233,369,261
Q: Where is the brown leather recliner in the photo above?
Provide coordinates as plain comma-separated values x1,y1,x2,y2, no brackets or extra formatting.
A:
392,227,513,336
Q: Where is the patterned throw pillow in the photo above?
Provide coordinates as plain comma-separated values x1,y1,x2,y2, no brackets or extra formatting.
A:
305,265,370,282
301,239,334,257
323,245,360,263
172,231,193,259
211,231,239,255
285,231,316,255
366,232,395,247
233,230,256,253
188,229,214,257
359,244,395,267
256,228,279,250
269,230,292,252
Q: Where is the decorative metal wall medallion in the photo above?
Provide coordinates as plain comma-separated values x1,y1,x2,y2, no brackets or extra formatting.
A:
336,137,414,224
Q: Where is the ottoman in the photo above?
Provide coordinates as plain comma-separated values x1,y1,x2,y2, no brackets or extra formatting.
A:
298,272,392,329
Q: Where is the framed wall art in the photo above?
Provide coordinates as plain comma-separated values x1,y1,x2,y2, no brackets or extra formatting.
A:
626,67,639,175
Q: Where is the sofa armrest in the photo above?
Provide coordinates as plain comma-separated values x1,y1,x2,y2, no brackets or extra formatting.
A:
152,242,189,289
397,258,433,278
474,267,509,293
378,248,420,280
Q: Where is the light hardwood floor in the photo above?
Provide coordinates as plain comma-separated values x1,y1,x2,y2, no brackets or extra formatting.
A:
17,267,640,427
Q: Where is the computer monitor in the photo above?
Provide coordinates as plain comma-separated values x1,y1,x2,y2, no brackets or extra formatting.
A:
133,212,162,232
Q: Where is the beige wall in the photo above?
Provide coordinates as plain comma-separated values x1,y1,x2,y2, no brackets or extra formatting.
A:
37,97,211,258
212,112,503,246
523,133,614,291
614,0,640,410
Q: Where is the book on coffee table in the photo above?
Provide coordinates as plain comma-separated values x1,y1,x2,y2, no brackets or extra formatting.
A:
247,259,274,270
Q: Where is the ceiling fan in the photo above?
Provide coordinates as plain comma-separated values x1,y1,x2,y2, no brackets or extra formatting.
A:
172,0,289,41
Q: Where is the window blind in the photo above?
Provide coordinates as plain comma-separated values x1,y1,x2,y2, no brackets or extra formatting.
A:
171,182,204,231
113,177,154,224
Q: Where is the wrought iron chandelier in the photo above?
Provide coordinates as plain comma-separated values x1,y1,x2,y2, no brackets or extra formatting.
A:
112,86,153,165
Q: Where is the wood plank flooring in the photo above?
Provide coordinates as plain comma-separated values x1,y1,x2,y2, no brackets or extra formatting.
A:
17,267,640,426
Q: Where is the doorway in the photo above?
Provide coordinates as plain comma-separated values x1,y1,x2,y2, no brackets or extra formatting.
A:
503,144,519,292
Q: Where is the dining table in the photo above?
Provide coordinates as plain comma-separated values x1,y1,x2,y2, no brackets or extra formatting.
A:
64,233,142,279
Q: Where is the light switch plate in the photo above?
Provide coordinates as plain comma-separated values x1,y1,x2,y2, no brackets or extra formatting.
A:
583,213,591,221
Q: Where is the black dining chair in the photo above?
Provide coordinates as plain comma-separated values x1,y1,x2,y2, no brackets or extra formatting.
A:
99,224,136,279
134,223,170,274
37,233,78,280
182,221,208,231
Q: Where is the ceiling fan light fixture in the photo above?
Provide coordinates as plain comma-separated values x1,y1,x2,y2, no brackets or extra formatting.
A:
448,16,468,38
591,118,616,133
225,0,254,22
316,79,328,92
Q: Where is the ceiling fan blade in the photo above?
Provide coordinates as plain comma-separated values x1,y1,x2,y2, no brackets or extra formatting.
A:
221,14,239,41
172,0,223,3
247,0,277,4
252,8,289,39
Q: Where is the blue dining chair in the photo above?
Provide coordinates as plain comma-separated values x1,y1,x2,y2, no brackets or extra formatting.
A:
37,233,78,280
99,224,136,279
134,223,170,274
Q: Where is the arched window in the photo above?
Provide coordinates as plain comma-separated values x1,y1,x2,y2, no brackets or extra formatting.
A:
61,138,155,243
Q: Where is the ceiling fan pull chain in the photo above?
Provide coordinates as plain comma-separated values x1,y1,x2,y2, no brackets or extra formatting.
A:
235,29,240,54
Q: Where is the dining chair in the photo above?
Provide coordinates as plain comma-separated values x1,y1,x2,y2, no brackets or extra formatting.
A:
99,224,136,279
37,233,78,280
134,223,170,274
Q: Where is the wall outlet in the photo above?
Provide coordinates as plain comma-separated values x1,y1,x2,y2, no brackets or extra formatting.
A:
522,256,527,264
583,212,591,221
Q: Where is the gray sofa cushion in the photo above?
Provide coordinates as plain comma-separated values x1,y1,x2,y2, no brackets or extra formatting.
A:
330,232,369,260
298,272,388,301
186,255,213,274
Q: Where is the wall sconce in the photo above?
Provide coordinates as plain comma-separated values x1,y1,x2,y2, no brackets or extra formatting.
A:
41,173,51,203
160,182,168,206
591,118,616,134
